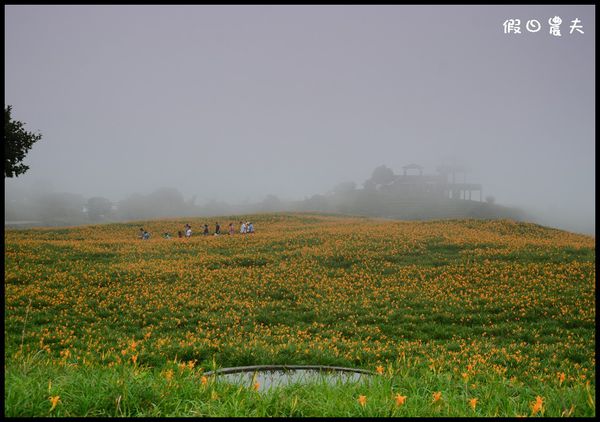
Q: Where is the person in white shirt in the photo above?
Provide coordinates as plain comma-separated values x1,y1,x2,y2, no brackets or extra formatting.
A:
240,221,247,234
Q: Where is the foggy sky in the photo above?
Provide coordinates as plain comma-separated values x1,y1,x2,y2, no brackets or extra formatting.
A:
4,5,595,234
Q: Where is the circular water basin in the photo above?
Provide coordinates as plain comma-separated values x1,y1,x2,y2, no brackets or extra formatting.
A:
205,365,377,392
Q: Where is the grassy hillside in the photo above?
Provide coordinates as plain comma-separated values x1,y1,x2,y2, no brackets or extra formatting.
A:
293,190,531,222
4,213,595,416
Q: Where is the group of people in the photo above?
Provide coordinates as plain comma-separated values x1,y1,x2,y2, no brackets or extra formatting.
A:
139,221,255,240
178,223,193,238
239,221,254,234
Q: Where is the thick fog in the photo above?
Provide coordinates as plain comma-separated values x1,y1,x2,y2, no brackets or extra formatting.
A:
4,5,595,234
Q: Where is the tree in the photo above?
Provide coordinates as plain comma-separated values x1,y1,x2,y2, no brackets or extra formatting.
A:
369,165,396,186
331,181,356,195
34,192,86,225
5,105,42,178
116,188,201,221
301,194,330,212
259,194,283,212
363,179,377,191
117,193,149,220
86,197,113,221
146,187,187,217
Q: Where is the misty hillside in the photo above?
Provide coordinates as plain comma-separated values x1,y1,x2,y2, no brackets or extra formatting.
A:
5,164,532,229
291,190,529,222
4,187,529,229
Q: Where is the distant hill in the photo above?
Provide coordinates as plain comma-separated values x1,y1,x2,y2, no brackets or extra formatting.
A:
4,163,534,228
290,190,531,223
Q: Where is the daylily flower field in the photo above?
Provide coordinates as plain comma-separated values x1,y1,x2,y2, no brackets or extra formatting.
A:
4,213,595,416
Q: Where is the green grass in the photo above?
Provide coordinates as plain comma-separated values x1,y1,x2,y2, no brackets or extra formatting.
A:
5,354,594,417
4,213,596,416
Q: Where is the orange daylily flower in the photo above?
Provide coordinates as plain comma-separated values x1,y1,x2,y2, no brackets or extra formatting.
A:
358,395,367,407
395,394,407,407
531,396,543,415
49,395,60,411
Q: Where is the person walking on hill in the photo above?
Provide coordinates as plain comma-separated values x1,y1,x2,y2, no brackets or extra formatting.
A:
215,222,221,235
240,221,247,234
248,222,254,234
228,222,234,235
203,224,209,236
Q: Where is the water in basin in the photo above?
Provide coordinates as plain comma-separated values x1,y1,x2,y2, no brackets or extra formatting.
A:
216,368,372,392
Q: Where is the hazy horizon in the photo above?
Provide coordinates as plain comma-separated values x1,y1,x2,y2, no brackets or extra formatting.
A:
5,5,595,235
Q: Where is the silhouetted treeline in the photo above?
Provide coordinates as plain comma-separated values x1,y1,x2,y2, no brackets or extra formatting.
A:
5,189,528,228
5,165,530,227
